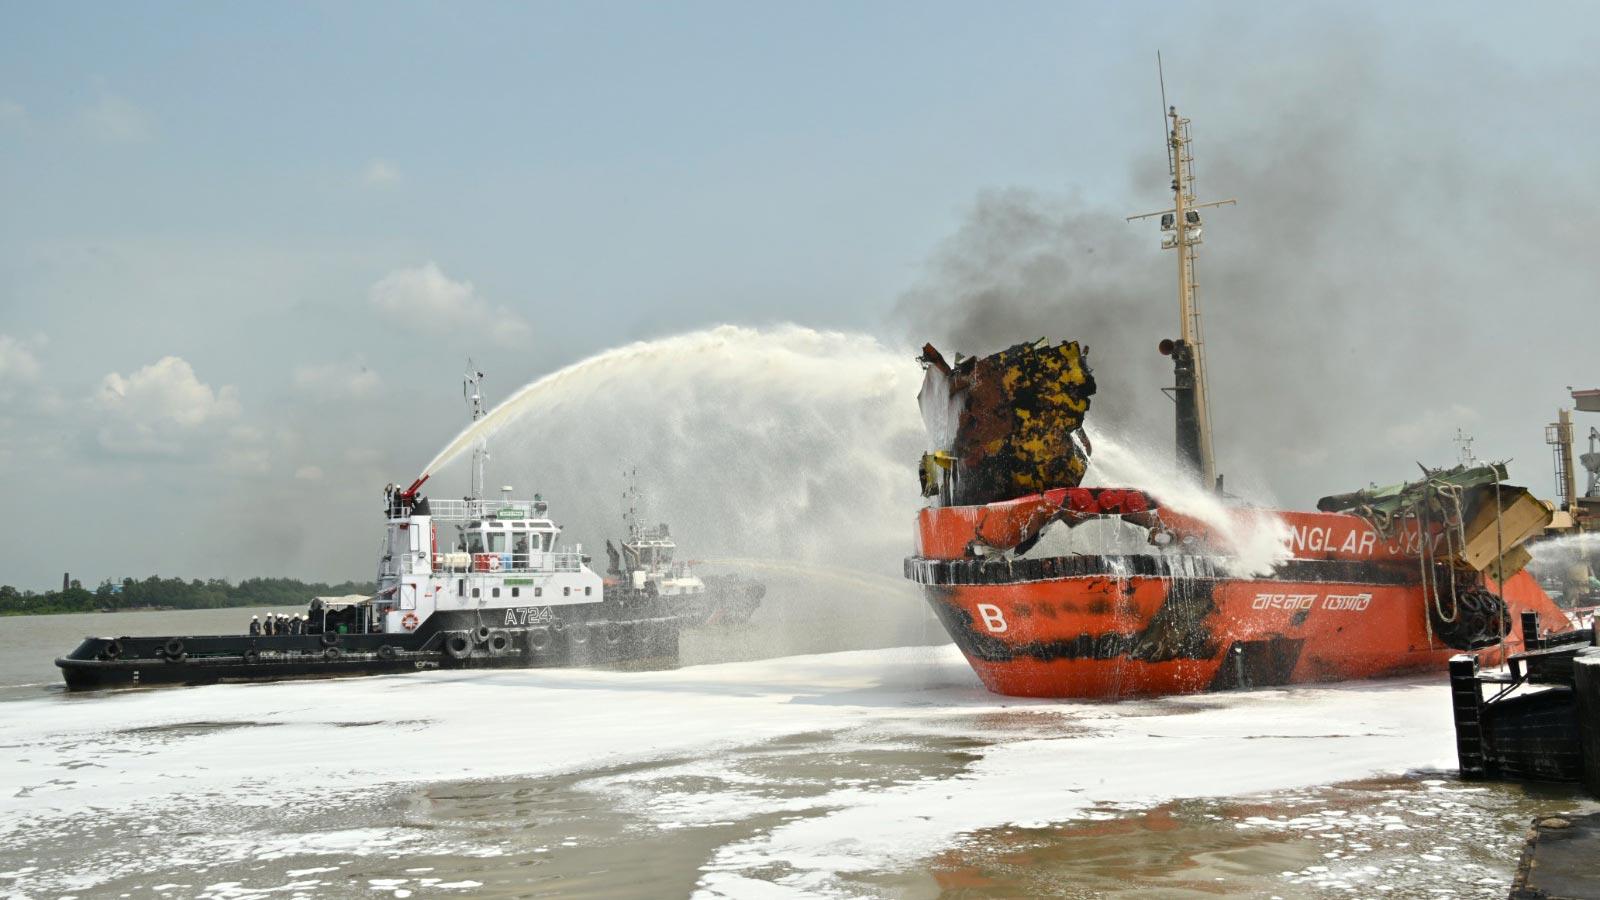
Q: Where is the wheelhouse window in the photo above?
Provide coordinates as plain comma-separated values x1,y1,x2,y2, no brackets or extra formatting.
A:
514,533,530,556
487,533,507,553
466,533,485,554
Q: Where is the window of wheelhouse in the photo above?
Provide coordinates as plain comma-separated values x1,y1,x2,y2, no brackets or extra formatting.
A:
465,531,485,554
514,530,530,559
487,532,507,553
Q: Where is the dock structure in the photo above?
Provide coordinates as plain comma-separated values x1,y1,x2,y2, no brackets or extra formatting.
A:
1449,613,1600,792
1510,812,1600,900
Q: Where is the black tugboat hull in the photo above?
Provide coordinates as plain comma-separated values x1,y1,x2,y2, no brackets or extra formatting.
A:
56,609,679,691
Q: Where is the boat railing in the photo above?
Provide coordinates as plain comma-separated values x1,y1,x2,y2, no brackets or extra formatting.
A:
421,498,548,523
428,551,585,574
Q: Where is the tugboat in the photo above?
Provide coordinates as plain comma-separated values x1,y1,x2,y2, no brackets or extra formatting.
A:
901,103,1571,699
55,367,678,690
603,474,765,628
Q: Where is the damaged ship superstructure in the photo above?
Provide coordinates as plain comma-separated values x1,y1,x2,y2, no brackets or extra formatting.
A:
902,105,1569,699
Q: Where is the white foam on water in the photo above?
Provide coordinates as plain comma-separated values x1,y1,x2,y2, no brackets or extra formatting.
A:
0,649,1458,897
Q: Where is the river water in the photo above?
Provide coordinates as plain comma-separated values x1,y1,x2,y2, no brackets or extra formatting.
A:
2,590,1594,899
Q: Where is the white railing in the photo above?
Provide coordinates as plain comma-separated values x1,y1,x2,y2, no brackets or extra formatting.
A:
430,551,585,574
421,498,551,523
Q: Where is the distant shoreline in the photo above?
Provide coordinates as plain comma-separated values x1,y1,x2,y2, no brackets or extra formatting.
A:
0,602,276,619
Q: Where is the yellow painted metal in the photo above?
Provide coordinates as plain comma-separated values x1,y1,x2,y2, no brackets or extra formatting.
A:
1459,488,1552,572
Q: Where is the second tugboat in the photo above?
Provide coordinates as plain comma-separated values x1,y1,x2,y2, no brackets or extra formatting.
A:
604,474,766,628
56,366,679,690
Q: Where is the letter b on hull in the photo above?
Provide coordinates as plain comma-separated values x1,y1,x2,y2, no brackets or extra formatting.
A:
976,603,1008,633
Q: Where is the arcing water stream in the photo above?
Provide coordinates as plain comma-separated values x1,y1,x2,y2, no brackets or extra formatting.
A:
422,324,1290,586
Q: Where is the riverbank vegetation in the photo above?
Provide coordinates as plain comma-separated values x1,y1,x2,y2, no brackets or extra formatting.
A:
0,577,377,616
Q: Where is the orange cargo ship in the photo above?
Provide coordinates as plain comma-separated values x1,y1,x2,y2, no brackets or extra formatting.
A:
903,105,1566,699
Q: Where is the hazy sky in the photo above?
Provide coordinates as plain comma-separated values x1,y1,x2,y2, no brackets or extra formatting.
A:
3,2,1597,589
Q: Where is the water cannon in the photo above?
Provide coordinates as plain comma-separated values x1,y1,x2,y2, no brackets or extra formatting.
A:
399,473,430,502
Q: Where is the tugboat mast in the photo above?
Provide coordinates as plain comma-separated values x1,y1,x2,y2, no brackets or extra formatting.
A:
1128,86,1234,488
464,360,488,501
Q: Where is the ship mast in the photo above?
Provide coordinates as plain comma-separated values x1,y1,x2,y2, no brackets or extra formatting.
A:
622,466,641,540
1128,97,1234,489
463,359,487,501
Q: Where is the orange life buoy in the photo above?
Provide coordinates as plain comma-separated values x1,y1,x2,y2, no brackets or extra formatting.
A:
401,612,420,632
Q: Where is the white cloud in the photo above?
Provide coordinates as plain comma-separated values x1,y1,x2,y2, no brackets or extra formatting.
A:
360,159,401,187
79,93,152,143
293,359,381,399
93,356,240,455
0,334,43,384
369,262,532,347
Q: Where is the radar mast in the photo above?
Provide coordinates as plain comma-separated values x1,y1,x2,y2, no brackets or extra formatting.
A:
463,360,488,501
1128,63,1235,489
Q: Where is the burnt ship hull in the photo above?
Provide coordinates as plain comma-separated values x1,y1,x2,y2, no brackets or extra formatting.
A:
909,502,1568,699
907,551,1559,698
56,606,678,691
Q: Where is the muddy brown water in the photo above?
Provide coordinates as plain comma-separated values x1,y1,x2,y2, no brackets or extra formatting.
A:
2,585,1595,898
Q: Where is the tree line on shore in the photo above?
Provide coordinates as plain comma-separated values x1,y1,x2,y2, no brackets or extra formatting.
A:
0,576,377,616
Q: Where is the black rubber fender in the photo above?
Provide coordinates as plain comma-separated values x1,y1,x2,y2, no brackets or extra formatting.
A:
320,632,340,648
162,638,185,658
378,644,398,660
604,622,624,645
164,651,188,664
242,648,261,664
323,646,342,661
568,623,589,646
474,625,493,644
528,626,552,652
102,640,123,660
487,631,511,653
445,633,473,660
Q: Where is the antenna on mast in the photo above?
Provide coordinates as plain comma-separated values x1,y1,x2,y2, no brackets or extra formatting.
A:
463,359,488,500
1158,52,1173,175
622,466,642,538
1127,69,1236,490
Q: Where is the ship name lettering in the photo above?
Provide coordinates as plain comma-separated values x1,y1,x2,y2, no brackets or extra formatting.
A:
976,603,1008,634
503,606,555,626
1321,592,1372,612
1252,593,1316,611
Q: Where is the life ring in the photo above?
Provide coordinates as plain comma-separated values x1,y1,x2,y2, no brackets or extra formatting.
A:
320,633,340,648
103,640,123,660
487,631,511,653
473,625,493,644
162,638,185,658
528,626,552,652
604,622,624,646
401,612,420,632
444,634,472,660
